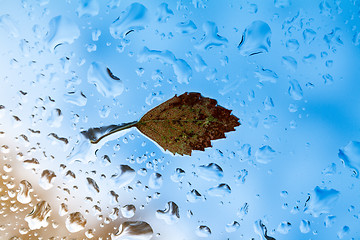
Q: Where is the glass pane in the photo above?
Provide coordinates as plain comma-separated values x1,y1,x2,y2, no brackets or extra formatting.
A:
0,0,359,239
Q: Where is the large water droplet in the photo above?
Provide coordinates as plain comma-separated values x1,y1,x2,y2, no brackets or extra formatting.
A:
110,3,148,39
225,221,240,233
66,212,87,233
288,79,303,100
207,183,231,197
255,145,276,164
170,168,185,182
148,172,163,189
45,16,80,51
304,186,340,217
112,221,153,240
64,91,87,106
176,20,197,34
338,141,360,178
274,0,291,8
25,201,51,230
277,221,291,234
76,0,99,17
138,47,192,84
17,180,33,204
196,225,211,237
156,3,173,23
111,164,136,187
0,14,19,37
255,68,278,83
238,21,271,56
39,169,56,190
195,21,228,50
121,205,136,218
156,201,180,224
299,219,311,233
197,163,223,181
87,177,100,193
254,220,276,240
88,62,124,98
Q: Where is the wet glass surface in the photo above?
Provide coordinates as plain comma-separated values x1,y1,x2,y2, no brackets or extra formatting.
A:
1,0,360,239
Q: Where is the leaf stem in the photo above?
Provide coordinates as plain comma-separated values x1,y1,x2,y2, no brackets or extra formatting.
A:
90,121,138,144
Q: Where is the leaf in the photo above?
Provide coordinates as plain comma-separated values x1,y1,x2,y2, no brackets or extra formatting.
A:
86,92,240,156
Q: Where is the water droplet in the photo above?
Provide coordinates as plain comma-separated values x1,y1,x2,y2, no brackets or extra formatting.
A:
17,180,33,204
254,220,275,240
282,56,297,71
225,221,240,233
195,21,228,51
121,204,136,218
196,225,211,237
23,158,40,169
197,163,223,181
59,203,68,216
286,39,299,52
288,79,303,100
302,54,316,63
149,172,163,189
238,144,251,161
338,141,360,178
112,221,153,240
207,183,231,197
157,3,173,23
235,169,248,184
0,14,19,38
187,189,204,203
45,16,80,51
76,0,99,17
87,177,100,193
304,186,340,217
25,201,51,230
39,170,56,190
303,29,316,44
109,207,120,220
88,62,124,98
275,0,291,8
337,226,350,239
170,168,185,182
64,91,87,106
255,145,276,164
255,68,278,83
138,47,192,84
176,20,197,34
263,96,274,110
299,219,311,233
263,115,278,129
277,221,291,234
47,108,63,128
110,3,148,39
194,54,207,72
110,164,136,188
156,201,180,224
319,0,332,16
66,212,87,233
238,21,271,56
322,73,334,84
324,215,336,228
